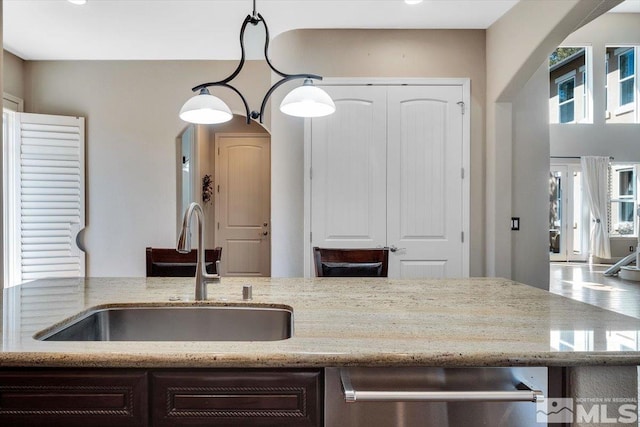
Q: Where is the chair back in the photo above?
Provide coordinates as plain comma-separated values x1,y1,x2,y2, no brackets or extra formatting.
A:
313,247,389,277
145,247,222,277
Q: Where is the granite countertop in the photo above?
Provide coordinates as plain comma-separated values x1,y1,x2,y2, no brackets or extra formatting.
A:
1,276,640,368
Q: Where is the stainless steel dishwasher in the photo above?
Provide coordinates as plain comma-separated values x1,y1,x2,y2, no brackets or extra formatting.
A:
325,367,547,427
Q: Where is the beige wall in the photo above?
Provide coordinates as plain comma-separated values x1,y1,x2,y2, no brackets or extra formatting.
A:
512,63,552,289
269,29,487,276
22,60,271,276
3,50,24,101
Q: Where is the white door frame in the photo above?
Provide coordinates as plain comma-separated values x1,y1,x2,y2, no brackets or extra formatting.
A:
550,162,590,262
303,78,471,278
549,165,569,262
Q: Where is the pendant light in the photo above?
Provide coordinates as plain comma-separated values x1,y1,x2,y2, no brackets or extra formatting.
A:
179,88,233,124
280,79,336,118
179,0,335,125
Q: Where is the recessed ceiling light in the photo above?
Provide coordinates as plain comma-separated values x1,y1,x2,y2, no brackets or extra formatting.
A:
68,0,87,5
405,0,423,4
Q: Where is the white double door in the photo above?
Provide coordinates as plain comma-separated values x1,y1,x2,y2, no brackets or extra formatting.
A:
309,84,468,278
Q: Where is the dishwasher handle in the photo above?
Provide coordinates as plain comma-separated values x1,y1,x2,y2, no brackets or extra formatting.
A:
339,369,544,403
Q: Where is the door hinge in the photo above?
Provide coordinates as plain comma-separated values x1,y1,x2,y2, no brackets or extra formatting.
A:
217,185,220,193
217,222,220,230
457,101,465,115
461,231,464,243
310,231,313,242
461,168,465,179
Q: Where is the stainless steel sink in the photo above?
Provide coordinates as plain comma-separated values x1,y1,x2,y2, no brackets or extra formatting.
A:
34,304,293,341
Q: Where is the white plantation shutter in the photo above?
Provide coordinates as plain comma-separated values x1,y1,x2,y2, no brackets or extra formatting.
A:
14,113,85,283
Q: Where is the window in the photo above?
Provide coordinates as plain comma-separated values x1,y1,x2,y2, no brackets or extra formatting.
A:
581,66,588,119
610,165,637,237
549,47,590,124
606,46,638,123
619,48,635,107
605,54,609,114
558,75,575,123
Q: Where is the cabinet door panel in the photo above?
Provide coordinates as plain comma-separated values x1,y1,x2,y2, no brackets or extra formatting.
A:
387,86,465,278
150,369,322,427
311,86,387,248
0,369,148,427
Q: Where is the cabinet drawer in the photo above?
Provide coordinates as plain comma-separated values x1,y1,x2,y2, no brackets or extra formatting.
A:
151,369,323,427
0,369,148,427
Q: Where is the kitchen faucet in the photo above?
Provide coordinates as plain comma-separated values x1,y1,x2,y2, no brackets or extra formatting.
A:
177,202,221,300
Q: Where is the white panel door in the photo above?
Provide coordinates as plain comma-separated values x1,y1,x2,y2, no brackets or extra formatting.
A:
215,134,271,277
12,113,86,284
310,86,387,248
387,86,464,278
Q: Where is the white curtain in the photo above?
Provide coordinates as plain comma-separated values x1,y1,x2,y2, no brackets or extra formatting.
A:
581,156,611,259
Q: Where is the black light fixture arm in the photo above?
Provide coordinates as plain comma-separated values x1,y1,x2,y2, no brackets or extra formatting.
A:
257,12,287,79
189,4,324,124
191,13,253,91
216,83,251,123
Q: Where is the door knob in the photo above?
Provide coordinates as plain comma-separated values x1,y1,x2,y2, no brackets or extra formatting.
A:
389,245,405,253
262,231,269,236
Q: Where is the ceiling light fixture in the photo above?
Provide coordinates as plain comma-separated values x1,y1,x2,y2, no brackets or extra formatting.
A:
67,0,87,5
179,0,335,125
404,0,423,4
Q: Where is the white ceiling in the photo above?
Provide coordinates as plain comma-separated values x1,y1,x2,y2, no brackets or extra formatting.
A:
4,0,639,61
4,0,521,60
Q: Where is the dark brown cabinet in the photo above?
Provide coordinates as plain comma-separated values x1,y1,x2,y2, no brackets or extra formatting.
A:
0,368,323,427
151,370,322,426
0,369,148,427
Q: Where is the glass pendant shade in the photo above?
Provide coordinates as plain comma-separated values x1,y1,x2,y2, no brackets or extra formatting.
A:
280,80,336,118
179,88,233,124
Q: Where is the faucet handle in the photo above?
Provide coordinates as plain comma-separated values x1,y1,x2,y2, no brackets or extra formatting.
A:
243,284,252,300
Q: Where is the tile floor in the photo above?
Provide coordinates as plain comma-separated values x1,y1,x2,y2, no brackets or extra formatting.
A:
550,262,640,319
